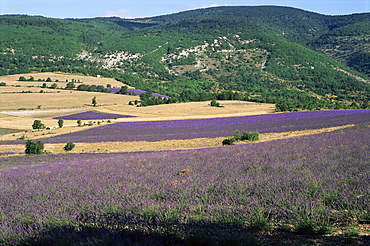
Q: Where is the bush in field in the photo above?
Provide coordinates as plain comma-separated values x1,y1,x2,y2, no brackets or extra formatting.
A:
50,83,58,89
58,119,64,128
222,138,235,145
92,96,97,107
77,119,82,127
25,140,44,155
241,132,259,141
119,86,128,94
32,120,45,130
64,142,75,151
65,82,75,89
211,99,220,107
223,131,259,145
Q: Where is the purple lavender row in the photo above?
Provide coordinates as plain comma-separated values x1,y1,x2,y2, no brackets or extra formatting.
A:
97,109,370,129
1,126,369,244
0,152,19,155
53,111,135,120
107,88,170,98
32,110,370,143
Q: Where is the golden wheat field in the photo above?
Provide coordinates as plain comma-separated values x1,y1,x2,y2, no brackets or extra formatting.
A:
0,72,130,88
0,72,276,147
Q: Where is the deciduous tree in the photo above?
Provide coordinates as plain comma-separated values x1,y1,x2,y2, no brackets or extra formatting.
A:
92,96,97,107
58,119,64,128
32,120,45,130
25,140,44,155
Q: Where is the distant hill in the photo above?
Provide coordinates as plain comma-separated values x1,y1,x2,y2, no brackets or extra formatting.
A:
0,6,369,108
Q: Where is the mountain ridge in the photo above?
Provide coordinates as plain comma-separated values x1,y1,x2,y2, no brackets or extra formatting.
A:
0,6,369,109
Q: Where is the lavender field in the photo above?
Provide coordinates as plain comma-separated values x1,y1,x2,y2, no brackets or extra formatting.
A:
22,109,370,144
53,111,135,120
107,88,170,98
0,124,369,245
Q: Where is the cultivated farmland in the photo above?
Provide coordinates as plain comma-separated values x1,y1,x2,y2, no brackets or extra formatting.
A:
0,124,369,245
0,73,369,245
0,72,130,88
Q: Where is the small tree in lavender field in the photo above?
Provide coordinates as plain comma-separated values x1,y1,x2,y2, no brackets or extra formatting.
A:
77,119,82,127
211,99,220,107
64,142,75,151
32,120,45,130
58,119,64,128
92,96,97,107
25,140,44,155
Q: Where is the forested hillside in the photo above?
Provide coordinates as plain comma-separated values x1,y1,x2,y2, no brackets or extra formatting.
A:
0,6,369,109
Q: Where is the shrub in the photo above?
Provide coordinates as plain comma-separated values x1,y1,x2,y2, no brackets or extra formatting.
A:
222,138,235,145
64,142,75,151
32,120,45,130
58,119,64,128
223,131,259,145
241,132,259,141
210,99,220,107
25,140,44,155
233,131,242,141
92,97,97,107
50,83,58,89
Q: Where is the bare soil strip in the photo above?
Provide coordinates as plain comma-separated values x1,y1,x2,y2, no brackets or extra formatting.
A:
0,125,354,156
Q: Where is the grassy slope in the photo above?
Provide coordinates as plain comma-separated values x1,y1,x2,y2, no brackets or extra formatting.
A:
0,7,369,103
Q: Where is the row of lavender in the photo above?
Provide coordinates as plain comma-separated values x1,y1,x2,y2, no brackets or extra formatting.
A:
26,110,370,144
107,88,170,98
1,109,369,145
1,125,369,244
53,111,135,120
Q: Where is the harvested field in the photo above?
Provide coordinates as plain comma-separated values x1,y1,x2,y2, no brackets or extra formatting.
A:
0,87,58,93
0,125,357,155
0,72,131,88
16,110,369,144
0,97,275,140
0,90,138,111
106,100,276,120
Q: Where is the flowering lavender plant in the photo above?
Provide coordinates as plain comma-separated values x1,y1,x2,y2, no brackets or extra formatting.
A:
0,125,369,244
106,88,170,98
54,111,135,120
32,109,370,144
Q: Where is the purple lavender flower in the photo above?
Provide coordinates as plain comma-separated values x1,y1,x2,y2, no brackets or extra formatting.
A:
35,109,370,143
0,125,369,244
106,88,170,98
54,111,135,120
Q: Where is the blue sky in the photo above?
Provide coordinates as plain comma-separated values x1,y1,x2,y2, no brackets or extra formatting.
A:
1,0,369,19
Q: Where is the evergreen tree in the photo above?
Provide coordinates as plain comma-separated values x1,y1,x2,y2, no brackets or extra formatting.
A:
32,120,45,130
58,119,64,128
64,142,75,151
92,96,97,107
25,140,44,155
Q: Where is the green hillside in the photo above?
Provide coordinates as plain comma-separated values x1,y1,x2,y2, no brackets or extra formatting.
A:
0,6,369,109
